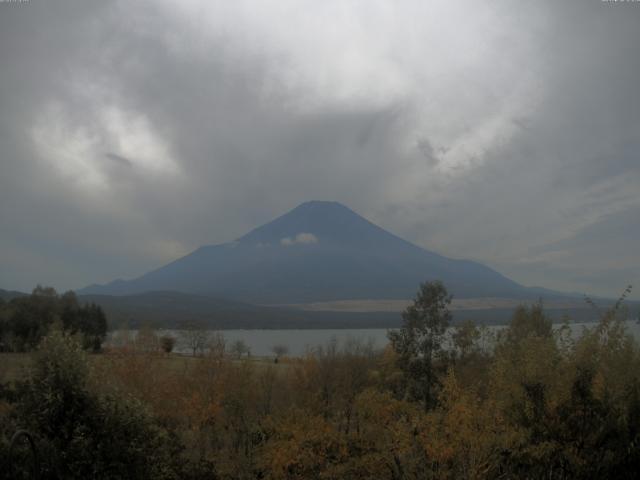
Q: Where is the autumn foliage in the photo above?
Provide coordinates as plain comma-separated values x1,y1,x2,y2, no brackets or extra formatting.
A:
1,285,639,479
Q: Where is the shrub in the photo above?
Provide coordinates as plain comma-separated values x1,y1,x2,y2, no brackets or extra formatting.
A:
15,329,181,479
160,335,176,354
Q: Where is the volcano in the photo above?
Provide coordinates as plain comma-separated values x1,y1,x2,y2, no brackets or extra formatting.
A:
80,201,532,303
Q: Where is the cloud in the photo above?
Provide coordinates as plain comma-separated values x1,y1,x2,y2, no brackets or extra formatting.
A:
280,233,319,247
105,153,133,168
30,99,180,192
0,0,638,299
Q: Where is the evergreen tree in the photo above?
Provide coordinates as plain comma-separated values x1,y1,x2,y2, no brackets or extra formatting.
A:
388,280,452,410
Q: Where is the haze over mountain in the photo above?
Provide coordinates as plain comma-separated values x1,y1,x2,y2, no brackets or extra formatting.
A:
0,288,27,302
80,201,546,303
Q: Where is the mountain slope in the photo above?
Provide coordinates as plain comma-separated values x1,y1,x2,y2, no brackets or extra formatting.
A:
0,288,28,301
80,201,530,302
78,290,406,329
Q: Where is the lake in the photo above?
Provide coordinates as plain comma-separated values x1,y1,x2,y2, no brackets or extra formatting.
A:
108,320,640,357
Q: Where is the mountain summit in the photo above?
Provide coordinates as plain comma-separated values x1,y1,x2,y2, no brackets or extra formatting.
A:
240,201,422,250
80,201,528,302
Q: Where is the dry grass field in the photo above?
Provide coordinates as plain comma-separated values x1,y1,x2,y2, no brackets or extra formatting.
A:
0,350,289,387
276,297,589,313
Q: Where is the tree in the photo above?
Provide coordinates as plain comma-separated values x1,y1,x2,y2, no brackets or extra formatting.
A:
504,302,552,345
0,299,7,351
1,287,107,352
112,320,133,351
60,290,81,332
230,339,250,359
452,319,480,360
208,332,226,358
78,302,107,352
136,323,159,354
7,286,59,350
180,320,210,356
271,344,289,360
60,293,108,353
388,280,452,411
16,329,179,478
159,335,176,354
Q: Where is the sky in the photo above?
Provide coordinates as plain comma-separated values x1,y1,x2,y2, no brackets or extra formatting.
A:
0,0,638,300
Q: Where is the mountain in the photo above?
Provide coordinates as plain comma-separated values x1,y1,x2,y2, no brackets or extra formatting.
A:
78,291,608,329
80,201,536,303
78,290,405,329
0,288,28,301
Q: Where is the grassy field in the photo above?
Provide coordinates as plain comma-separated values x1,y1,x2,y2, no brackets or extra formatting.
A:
0,351,288,386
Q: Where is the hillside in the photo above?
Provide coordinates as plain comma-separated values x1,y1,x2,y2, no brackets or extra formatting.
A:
0,288,27,302
79,291,606,329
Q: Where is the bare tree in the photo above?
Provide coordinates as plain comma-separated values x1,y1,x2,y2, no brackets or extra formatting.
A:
180,320,210,356
112,320,133,351
230,339,250,359
207,332,226,358
271,344,289,359
136,323,159,354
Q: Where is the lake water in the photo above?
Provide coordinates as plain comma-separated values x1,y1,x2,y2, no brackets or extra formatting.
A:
109,320,640,357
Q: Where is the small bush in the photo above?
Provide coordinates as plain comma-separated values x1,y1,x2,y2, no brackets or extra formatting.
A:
160,335,176,354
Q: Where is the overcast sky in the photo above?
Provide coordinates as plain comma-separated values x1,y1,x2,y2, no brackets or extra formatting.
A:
1,0,638,300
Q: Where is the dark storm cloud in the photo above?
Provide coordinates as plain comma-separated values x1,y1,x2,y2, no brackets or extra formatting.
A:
0,0,638,299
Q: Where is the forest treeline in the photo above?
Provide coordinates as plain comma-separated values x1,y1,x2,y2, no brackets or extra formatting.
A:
1,282,639,479
0,286,107,352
